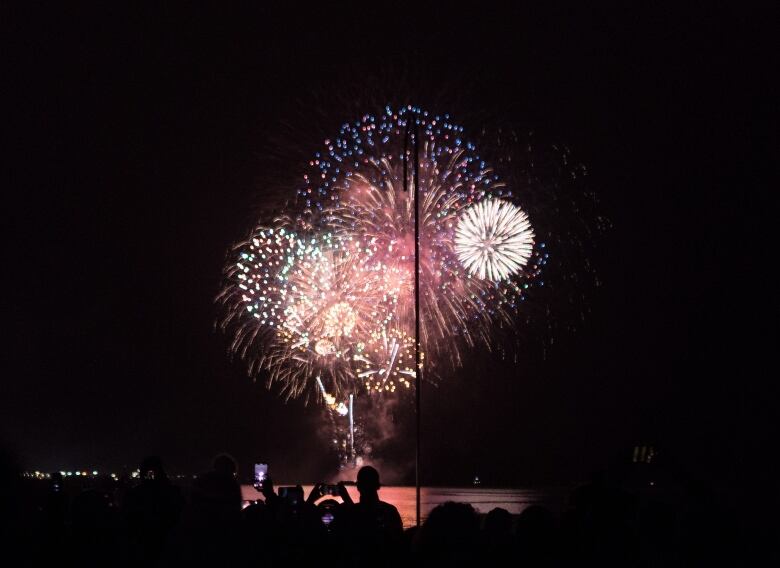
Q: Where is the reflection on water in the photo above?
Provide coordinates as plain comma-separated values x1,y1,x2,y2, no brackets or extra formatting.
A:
242,485,568,528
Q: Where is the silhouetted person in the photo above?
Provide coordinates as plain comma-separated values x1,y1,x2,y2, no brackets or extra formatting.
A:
414,501,480,565
190,453,242,524
261,479,330,563
0,448,36,563
238,499,271,561
43,471,68,537
332,465,403,566
516,505,558,567
562,472,636,567
123,456,183,562
482,507,514,562
70,488,120,564
166,453,243,565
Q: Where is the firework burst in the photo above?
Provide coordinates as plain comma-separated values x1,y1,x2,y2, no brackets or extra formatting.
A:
220,106,542,400
219,226,407,399
455,198,535,281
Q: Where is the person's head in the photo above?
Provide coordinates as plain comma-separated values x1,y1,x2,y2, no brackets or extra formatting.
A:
484,507,513,536
356,466,380,497
417,501,480,557
213,453,237,478
140,456,166,482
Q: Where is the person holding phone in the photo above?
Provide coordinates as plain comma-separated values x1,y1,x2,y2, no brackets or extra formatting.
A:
306,481,353,505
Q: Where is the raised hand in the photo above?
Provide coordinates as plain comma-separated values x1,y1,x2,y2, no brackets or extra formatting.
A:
337,481,354,505
307,482,324,504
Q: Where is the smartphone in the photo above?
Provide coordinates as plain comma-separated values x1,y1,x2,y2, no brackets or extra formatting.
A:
253,463,268,485
278,486,304,506
323,483,339,496
321,510,335,525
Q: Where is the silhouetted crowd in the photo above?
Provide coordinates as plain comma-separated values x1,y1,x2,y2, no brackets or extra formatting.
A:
2,451,741,567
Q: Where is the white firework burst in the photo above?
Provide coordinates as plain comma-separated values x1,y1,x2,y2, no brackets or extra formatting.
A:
455,199,535,281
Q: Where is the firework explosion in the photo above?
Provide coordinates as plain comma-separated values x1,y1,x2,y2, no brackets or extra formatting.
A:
455,199,535,281
219,227,405,399
220,106,544,406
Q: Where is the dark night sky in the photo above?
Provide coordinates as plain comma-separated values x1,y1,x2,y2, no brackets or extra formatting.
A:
4,5,772,498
